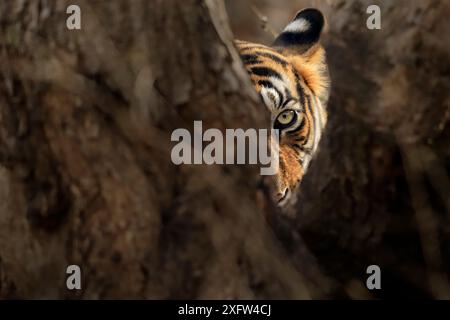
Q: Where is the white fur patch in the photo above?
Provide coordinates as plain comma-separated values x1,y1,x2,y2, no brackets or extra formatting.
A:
266,77,287,100
283,18,310,33
260,87,280,110
259,77,288,111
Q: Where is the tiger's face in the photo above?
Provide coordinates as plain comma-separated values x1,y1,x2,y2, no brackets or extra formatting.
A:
236,9,330,206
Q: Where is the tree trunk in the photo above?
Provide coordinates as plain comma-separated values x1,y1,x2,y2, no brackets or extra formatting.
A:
291,0,450,299
0,0,324,299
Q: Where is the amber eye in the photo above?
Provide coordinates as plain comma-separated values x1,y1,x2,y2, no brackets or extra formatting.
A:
275,110,297,130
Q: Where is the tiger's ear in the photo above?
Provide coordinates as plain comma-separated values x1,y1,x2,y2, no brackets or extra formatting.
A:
273,8,325,53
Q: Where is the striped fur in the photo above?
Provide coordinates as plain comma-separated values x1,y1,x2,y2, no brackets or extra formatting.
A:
236,8,330,206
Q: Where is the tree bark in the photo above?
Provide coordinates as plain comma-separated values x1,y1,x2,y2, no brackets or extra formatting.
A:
0,0,324,299
291,0,450,299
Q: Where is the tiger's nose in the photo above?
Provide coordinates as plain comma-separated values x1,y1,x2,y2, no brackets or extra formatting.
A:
277,187,291,206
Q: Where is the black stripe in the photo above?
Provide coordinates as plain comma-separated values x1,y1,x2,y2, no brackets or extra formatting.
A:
294,136,306,142
240,54,260,66
284,87,293,101
257,80,284,108
304,94,313,118
291,144,303,154
291,143,313,155
250,67,282,80
252,51,289,67
297,83,306,107
285,115,306,135
292,68,306,107
257,80,273,88
291,143,313,154
281,99,292,109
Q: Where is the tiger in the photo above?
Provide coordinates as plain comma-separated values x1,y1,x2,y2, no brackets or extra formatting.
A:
236,8,330,206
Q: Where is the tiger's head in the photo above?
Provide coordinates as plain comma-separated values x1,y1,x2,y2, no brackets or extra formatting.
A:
236,8,330,206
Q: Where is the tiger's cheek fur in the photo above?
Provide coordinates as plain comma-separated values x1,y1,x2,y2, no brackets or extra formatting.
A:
278,144,304,194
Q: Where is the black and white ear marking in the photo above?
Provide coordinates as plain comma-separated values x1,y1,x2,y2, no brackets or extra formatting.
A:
274,8,324,51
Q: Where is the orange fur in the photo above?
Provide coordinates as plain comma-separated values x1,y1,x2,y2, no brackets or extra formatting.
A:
287,45,329,102
234,9,330,206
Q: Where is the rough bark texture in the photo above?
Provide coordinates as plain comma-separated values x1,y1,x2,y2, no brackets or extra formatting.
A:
0,0,449,299
291,0,450,299
0,0,322,299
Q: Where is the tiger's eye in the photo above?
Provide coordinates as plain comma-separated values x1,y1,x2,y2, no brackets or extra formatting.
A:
274,110,298,131
277,110,295,125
